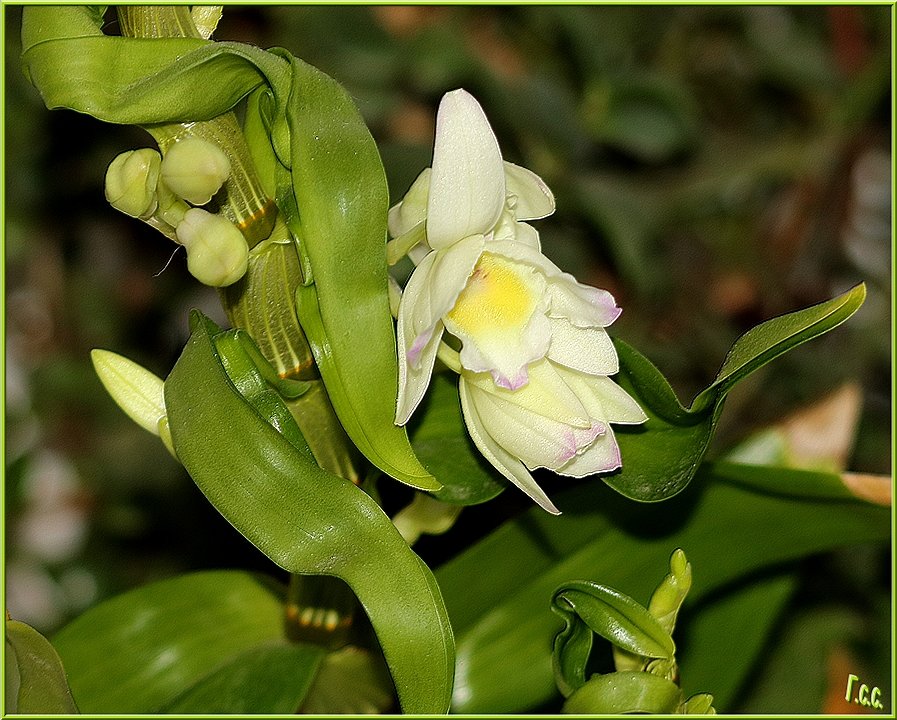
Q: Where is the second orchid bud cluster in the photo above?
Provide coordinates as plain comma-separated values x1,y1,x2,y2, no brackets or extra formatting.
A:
104,137,248,287
389,90,647,514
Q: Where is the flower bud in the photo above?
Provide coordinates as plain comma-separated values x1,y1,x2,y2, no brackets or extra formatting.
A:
176,208,248,287
105,148,162,218
161,137,231,205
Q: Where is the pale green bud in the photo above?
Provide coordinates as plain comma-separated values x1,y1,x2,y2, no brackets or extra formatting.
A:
161,137,231,205
105,149,162,218
91,349,166,436
176,208,248,287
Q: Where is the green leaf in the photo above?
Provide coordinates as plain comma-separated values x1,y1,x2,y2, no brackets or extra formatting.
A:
6,619,79,714
553,583,675,661
677,570,797,710
605,284,866,501
164,316,454,714
53,571,299,713
283,52,437,492
163,643,324,713
563,671,684,714
694,283,868,412
410,373,506,505
551,581,675,698
436,462,889,713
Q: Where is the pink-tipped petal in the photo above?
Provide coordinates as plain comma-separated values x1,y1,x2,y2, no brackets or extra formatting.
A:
460,378,561,514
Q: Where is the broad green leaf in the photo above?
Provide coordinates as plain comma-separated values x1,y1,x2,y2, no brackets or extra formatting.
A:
605,284,866,501
21,5,436,492
164,316,454,713
410,373,506,505
162,643,324,713
436,462,889,713
563,671,684,714
677,571,797,710
5,619,78,714
53,571,292,713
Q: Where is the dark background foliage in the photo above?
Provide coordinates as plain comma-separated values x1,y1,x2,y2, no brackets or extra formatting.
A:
4,5,891,713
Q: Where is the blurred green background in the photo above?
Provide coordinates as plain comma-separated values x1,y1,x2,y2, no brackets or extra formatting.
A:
4,5,891,713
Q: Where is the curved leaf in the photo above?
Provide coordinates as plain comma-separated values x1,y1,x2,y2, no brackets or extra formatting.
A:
21,5,436,492
553,583,675,661
52,571,297,713
164,316,454,713
605,284,866,501
5,620,78,714
694,283,867,411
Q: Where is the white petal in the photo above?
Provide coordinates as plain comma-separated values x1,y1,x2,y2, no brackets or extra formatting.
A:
504,161,555,220
395,317,443,425
556,427,622,477
547,319,619,376
388,168,431,238
460,377,561,514
546,276,621,328
473,386,604,471
463,359,591,428
395,237,484,423
561,369,648,425
427,90,505,249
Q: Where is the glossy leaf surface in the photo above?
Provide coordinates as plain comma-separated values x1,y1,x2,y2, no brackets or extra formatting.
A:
605,284,866,501
437,462,889,713
563,671,684,714
53,571,294,713
6,619,79,714
163,643,324,713
163,316,454,713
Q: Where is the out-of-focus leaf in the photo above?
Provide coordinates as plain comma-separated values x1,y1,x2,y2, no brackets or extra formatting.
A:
52,571,290,713
582,74,698,164
410,373,505,505
437,462,889,713
301,647,395,715
6,619,79,714
605,284,866,501
677,571,797,710
163,643,324,713
164,316,454,714
736,606,874,713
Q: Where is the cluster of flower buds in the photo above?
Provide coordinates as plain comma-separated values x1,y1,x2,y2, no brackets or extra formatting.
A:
104,136,248,287
389,90,647,514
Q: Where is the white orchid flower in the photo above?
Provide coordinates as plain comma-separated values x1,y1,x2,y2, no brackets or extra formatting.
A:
460,359,647,514
392,89,620,421
389,88,646,512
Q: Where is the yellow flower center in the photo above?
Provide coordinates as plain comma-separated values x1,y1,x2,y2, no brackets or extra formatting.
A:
446,252,539,336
